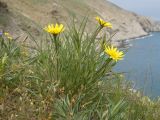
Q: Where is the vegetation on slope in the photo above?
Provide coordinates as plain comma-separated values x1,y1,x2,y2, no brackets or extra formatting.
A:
0,17,160,120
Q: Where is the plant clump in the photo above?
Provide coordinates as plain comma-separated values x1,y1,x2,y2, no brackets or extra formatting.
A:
0,16,160,120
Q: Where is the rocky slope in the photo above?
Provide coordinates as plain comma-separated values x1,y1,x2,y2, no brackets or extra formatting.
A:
0,0,160,42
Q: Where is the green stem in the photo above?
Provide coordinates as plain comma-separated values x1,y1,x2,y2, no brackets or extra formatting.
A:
53,35,59,81
93,58,112,80
87,26,103,51
91,26,103,42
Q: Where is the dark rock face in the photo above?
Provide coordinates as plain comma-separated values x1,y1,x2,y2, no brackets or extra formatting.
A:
0,1,10,29
0,1,8,13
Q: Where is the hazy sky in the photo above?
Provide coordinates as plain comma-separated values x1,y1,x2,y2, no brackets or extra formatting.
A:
108,0,160,20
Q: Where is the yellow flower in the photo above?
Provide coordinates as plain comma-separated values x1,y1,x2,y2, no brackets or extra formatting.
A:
104,45,124,61
7,36,13,40
95,16,112,28
4,32,13,40
4,32,9,36
44,23,65,35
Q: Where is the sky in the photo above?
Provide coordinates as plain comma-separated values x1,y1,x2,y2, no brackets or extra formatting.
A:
108,0,160,20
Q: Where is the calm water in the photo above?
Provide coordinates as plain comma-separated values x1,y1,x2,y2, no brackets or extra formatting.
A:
115,32,160,98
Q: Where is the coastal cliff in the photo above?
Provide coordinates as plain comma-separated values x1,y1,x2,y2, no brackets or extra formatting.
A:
0,0,160,41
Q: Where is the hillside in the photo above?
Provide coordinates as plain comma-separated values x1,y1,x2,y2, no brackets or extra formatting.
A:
2,1,160,119
0,0,160,42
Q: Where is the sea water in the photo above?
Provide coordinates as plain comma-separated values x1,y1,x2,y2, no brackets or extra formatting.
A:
115,32,160,98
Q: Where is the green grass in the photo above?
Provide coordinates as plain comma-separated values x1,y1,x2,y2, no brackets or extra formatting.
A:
1,17,160,120
30,0,50,4
0,14,9,27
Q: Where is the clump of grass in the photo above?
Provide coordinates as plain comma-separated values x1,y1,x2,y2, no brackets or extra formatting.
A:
1,17,160,120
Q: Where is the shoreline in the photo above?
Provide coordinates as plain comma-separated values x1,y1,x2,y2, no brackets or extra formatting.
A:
113,32,155,48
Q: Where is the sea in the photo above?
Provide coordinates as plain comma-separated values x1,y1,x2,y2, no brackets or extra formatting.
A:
115,32,160,98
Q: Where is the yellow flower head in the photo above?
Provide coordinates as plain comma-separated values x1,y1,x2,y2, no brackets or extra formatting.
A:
7,36,13,40
95,16,112,28
44,23,65,35
4,32,9,36
104,45,124,62
4,32,13,40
